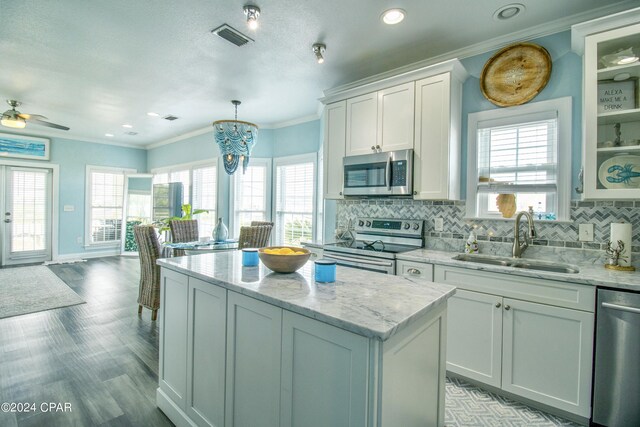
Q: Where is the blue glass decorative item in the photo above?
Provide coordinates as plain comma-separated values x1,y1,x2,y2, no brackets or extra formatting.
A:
242,248,259,267
213,100,258,175
314,259,336,283
212,217,228,242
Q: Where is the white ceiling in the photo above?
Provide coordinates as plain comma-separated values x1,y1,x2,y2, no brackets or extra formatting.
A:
0,0,637,147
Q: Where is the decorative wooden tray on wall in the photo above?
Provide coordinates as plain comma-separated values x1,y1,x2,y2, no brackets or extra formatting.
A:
480,43,552,107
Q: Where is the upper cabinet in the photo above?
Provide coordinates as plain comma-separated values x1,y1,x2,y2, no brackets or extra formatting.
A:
345,82,415,156
322,59,468,200
573,9,640,199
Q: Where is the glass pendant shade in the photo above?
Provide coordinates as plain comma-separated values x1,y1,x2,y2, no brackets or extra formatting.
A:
213,100,258,174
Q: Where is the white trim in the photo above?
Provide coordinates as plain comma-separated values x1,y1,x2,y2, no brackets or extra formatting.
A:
229,158,273,237
150,157,219,174
571,6,640,54
85,165,136,248
466,97,572,222
145,127,213,150
261,114,320,130
0,159,60,263
121,173,153,255
55,248,122,261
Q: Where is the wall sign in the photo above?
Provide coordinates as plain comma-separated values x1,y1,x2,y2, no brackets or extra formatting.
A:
597,79,637,114
0,133,50,161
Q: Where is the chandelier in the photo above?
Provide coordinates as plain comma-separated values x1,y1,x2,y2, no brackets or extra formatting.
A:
213,100,258,174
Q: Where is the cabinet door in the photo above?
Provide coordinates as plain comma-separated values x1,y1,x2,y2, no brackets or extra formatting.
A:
396,259,433,281
346,92,378,156
446,289,503,388
158,269,189,408
414,73,458,200
186,278,226,427
323,101,346,199
502,298,594,417
378,82,415,151
280,310,369,427
225,292,282,427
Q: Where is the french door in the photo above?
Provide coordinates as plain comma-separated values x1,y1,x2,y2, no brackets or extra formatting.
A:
1,166,53,266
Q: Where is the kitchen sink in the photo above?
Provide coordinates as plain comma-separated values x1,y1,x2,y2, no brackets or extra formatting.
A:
452,254,579,274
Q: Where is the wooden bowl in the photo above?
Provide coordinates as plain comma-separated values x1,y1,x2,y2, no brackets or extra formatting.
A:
258,246,311,273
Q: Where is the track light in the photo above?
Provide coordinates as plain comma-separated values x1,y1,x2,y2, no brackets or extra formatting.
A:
243,5,260,30
312,43,326,64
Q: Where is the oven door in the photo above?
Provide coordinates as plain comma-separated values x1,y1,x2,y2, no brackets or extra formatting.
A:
323,251,395,274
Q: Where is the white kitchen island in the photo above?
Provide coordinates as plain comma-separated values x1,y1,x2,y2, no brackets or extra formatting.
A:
156,252,455,427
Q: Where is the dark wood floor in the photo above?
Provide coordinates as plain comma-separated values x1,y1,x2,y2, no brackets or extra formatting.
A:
0,257,173,427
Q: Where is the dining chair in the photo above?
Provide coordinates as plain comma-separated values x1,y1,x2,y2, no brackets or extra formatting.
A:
169,219,199,256
238,224,273,249
250,220,274,227
133,225,162,321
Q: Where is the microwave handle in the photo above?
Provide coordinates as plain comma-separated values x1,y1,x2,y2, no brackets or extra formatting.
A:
386,154,392,190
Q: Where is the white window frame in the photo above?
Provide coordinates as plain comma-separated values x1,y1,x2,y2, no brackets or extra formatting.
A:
272,153,318,245
85,165,136,248
466,97,572,222
229,158,272,236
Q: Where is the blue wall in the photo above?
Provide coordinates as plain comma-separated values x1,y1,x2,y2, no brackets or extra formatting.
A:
459,31,582,199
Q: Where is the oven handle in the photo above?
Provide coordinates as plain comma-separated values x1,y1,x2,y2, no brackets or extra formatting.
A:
602,302,640,315
386,154,392,190
323,253,394,267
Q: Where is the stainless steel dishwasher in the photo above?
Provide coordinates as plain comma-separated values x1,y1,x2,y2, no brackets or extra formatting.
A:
592,288,640,426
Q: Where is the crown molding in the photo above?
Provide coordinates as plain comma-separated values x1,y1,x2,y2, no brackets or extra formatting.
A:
144,126,213,150
261,114,320,130
0,127,145,149
571,6,640,54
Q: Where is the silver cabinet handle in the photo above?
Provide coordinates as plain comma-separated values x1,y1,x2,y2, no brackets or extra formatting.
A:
407,268,421,275
504,305,511,311
339,191,342,195
309,252,318,258
3,219,10,223
602,302,640,315
495,302,501,308
371,145,376,151
386,155,392,190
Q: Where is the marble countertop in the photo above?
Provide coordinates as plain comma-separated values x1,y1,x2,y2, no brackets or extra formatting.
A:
398,249,640,292
158,252,456,341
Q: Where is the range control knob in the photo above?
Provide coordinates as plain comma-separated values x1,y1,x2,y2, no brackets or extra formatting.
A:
412,223,420,230
358,220,364,227
403,222,410,230
366,220,372,227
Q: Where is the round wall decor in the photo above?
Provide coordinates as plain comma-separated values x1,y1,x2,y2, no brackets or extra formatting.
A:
480,42,552,107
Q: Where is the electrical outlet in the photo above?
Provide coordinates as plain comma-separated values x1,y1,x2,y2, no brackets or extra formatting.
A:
579,224,594,242
434,217,444,232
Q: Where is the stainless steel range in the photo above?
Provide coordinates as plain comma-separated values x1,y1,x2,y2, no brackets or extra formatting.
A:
323,218,424,274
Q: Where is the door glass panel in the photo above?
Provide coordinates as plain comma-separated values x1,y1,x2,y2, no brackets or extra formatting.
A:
11,169,48,252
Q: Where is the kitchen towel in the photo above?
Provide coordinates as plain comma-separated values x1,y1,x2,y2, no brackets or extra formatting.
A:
610,222,632,267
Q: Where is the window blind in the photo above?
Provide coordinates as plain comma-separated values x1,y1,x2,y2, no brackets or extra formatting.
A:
275,162,314,245
90,171,124,243
192,166,216,238
10,169,48,252
233,164,267,236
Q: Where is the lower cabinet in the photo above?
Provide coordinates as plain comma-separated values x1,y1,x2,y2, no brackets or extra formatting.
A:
396,259,434,281
436,265,595,418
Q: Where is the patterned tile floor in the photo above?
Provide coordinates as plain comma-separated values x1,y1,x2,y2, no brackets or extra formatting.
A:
445,377,582,427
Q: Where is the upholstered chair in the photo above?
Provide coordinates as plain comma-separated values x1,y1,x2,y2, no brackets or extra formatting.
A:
169,219,199,256
238,224,273,249
133,225,161,321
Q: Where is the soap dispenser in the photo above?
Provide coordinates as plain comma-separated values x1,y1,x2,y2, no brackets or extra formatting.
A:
465,230,478,254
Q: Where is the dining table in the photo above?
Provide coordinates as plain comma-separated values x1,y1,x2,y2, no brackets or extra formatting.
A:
162,239,239,257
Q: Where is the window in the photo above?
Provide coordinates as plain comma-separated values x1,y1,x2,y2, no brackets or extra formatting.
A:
466,97,571,221
86,166,132,245
273,154,316,246
231,159,271,237
151,160,218,238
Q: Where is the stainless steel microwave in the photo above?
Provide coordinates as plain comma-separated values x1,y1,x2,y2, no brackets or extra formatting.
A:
343,149,413,197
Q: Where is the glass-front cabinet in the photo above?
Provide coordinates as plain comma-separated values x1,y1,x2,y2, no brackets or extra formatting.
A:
574,10,640,199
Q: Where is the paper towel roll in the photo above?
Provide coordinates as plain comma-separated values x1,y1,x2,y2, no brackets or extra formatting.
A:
611,222,632,267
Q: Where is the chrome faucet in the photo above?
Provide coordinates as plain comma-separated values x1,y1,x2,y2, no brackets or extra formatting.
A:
512,211,536,258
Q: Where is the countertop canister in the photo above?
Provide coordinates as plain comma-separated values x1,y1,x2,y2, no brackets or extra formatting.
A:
610,222,633,267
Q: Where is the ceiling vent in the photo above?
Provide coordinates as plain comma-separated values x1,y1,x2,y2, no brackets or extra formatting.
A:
124,131,138,136
211,24,253,47
163,115,179,121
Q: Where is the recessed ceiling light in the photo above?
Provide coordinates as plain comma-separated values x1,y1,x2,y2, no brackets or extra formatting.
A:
147,112,160,117
493,3,525,21
381,8,405,25
105,133,114,137
122,124,133,128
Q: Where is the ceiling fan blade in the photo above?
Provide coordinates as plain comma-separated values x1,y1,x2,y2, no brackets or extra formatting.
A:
27,117,70,131
18,113,48,120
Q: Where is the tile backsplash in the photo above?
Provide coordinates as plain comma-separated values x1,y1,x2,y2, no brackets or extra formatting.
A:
336,199,640,266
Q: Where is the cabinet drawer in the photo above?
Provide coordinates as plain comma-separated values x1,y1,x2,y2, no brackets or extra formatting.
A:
396,260,433,281
433,265,595,312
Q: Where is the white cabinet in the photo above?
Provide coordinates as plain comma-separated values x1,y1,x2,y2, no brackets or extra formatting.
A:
226,292,282,427
434,265,595,417
280,310,369,427
323,101,346,199
573,11,640,199
345,82,415,157
413,73,462,200
346,92,378,156
396,259,434,281
187,277,227,427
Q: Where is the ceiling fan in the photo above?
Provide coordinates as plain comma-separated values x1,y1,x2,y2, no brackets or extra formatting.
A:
1,100,70,131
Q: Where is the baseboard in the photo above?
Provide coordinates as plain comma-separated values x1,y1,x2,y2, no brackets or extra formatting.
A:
156,388,198,427
55,249,121,261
